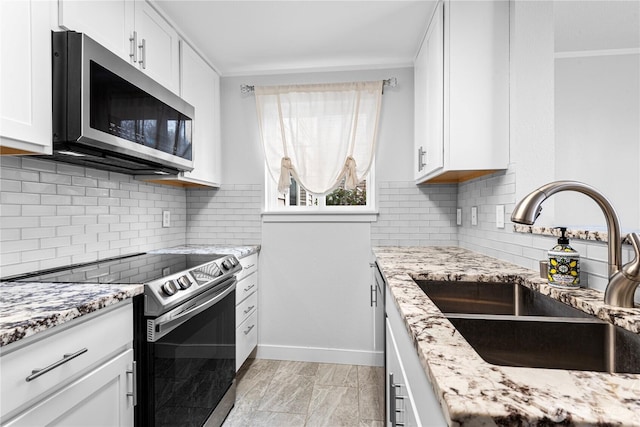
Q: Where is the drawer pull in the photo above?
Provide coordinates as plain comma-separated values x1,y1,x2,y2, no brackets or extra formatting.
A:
25,348,88,382
244,264,255,270
243,305,256,314
243,324,255,335
243,284,256,292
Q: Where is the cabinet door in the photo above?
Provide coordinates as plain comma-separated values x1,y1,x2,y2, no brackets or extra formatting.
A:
58,0,135,63
134,0,180,94
0,0,52,155
415,1,444,181
180,41,222,186
4,350,134,427
386,319,420,427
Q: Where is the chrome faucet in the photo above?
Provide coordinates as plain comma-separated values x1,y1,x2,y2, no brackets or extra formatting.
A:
511,180,640,308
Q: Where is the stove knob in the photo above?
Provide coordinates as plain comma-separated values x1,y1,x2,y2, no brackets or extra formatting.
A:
162,280,178,296
229,257,238,267
221,259,231,270
177,275,192,289
211,264,222,277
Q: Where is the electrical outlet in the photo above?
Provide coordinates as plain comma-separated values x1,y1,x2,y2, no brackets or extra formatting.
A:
496,205,505,228
471,206,478,226
456,208,462,226
162,210,171,228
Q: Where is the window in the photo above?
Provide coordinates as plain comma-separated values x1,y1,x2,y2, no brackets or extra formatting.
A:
266,171,374,212
255,81,382,214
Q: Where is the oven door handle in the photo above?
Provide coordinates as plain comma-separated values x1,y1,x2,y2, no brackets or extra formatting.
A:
150,278,236,341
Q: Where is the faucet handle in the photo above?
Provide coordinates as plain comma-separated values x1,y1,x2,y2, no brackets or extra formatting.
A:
622,233,640,280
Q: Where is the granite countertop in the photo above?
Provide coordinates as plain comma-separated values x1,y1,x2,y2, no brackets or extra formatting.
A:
373,246,640,426
0,245,260,348
0,282,143,347
149,244,260,259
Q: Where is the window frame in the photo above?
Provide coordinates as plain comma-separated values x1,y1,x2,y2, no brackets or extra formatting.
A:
263,161,377,217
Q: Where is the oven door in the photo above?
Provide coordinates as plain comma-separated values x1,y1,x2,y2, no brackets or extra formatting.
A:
135,279,236,427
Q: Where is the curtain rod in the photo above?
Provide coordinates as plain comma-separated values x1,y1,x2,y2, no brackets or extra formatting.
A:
240,77,397,94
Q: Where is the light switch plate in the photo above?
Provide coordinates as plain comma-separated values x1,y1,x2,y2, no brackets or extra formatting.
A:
471,206,478,226
496,205,505,228
456,208,462,226
162,210,171,228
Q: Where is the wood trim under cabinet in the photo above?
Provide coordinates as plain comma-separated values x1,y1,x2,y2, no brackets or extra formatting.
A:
419,169,500,184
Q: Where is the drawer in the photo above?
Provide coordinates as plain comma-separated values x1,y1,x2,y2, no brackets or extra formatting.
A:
0,303,132,419
236,291,257,326
236,253,258,281
236,311,257,371
236,272,258,304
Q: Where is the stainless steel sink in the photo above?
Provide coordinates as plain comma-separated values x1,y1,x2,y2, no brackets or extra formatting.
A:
447,314,640,373
414,280,592,318
415,280,640,374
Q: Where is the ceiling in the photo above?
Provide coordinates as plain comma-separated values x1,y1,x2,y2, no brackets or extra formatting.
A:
153,1,437,76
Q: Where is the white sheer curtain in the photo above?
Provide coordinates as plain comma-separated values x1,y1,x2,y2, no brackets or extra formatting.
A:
254,81,383,195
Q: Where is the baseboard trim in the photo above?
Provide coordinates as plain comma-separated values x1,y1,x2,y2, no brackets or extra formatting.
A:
256,344,384,367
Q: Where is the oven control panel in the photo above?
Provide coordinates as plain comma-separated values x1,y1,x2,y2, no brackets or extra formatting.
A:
144,255,241,316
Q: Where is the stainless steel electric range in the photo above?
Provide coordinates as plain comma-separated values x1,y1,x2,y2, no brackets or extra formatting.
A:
6,252,241,427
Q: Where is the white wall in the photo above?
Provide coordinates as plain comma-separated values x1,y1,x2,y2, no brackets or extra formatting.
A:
554,53,640,232
205,66,457,365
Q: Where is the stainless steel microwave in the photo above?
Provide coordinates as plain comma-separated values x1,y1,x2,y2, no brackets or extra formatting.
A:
50,31,194,175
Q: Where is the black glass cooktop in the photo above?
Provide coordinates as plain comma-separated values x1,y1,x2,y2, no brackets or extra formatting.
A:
2,253,224,285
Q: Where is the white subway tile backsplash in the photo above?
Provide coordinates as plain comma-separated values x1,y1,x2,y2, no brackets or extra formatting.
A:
0,157,187,276
457,170,622,297
2,192,40,205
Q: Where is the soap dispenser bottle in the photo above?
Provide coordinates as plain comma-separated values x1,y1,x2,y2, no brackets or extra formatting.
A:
548,227,580,288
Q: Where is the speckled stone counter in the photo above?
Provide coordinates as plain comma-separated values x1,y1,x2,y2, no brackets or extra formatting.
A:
0,282,143,347
1,245,259,349
149,244,260,259
374,246,640,426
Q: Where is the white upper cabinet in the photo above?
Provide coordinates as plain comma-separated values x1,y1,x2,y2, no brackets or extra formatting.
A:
58,0,134,63
58,0,179,94
414,1,444,182
178,42,222,187
414,0,510,184
133,1,180,94
0,0,53,155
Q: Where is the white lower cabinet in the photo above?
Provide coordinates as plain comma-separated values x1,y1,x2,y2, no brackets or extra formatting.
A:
235,253,259,371
385,287,446,427
3,349,134,427
0,302,135,426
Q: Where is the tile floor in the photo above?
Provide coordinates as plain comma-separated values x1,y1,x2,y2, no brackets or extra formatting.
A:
222,358,385,427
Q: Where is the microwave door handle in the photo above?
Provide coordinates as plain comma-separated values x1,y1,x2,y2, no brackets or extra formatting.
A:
151,279,236,341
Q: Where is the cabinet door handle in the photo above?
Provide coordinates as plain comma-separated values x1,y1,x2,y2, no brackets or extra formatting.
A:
417,146,426,171
389,373,408,427
243,305,256,314
243,324,255,335
370,284,377,307
25,348,88,382
389,373,397,426
244,264,255,270
126,361,137,407
129,31,137,63
138,38,146,69
244,284,256,292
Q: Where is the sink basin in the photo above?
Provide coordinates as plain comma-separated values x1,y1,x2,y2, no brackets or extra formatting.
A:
447,314,640,373
414,280,640,373
414,280,592,318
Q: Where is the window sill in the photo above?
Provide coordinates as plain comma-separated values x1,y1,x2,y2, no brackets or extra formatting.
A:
261,211,379,223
